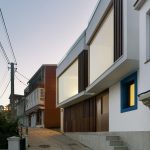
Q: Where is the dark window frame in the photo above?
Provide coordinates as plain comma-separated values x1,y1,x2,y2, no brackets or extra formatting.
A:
121,72,138,113
114,0,123,61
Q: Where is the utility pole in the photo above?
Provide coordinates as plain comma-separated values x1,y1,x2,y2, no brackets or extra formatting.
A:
10,62,15,117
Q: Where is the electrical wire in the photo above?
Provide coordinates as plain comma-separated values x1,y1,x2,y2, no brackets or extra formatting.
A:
0,80,10,98
16,70,29,80
15,75,27,86
0,69,9,89
0,9,17,64
0,41,10,64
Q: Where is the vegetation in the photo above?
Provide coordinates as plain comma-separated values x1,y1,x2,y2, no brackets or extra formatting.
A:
0,111,19,149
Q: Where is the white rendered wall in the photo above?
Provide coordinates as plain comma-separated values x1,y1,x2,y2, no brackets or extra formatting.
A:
109,81,150,131
124,0,139,60
25,88,45,111
138,0,150,94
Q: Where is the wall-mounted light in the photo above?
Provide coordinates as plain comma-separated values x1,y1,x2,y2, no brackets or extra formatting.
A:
84,92,95,96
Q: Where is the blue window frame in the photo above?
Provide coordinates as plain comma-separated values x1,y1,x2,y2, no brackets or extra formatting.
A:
121,72,138,113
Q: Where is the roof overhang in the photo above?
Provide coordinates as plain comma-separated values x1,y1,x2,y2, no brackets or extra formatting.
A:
57,91,95,108
138,90,150,108
134,0,147,10
86,57,139,94
25,104,45,115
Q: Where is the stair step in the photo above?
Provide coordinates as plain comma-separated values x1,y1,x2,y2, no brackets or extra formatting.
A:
114,146,128,150
109,140,124,146
106,136,120,141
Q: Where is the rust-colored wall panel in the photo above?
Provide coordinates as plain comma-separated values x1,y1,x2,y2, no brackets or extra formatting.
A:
44,66,60,128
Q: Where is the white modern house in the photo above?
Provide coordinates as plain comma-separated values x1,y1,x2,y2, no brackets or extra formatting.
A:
56,0,150,150
134,0,150,108
16,97,27,126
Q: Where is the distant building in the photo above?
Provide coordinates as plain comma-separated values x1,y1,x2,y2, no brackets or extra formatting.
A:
25,65,60,128
0,105,4,112
5,104,11,111
16,96,27,126
9,94,23,118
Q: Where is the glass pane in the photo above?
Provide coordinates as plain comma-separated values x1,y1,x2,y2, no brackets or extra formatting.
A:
90,8,114,84
129,83,135,106
58,60,78,103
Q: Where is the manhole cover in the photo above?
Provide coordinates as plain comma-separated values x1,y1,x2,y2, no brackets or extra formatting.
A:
68,143,77,146
39,145,50,148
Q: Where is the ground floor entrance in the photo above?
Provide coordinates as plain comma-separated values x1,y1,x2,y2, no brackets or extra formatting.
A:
96,90,109,132
63,90,109,132
28,109,44,127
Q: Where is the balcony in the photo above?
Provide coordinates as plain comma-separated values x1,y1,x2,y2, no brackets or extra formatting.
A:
25,88,45,114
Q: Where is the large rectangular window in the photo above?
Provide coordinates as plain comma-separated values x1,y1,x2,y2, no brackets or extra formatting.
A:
90,8,114,84
121,72,137,113
58,60,78,103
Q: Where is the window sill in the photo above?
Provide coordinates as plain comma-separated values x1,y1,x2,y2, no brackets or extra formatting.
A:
144,59,150,64
121,105,137,113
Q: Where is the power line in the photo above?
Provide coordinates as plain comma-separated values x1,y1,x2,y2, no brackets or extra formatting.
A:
15,75,27,86
0,9,17,64
0,41,10,64
0,80,10,98
0,69,9,89
16,70,29,80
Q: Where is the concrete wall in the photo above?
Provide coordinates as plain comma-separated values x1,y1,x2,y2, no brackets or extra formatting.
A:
66,132,150,150
60,109,64,132
138,0,150,94
109,81,150,131
117,131,150,150
124,0,139,60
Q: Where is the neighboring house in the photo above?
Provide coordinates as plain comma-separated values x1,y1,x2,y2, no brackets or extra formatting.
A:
16,97,27,126
25,65,60,128
57,0,150,150
134,0,150,108
10,94,23,119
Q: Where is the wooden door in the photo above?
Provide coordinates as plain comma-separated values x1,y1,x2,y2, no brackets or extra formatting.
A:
96,91,109,132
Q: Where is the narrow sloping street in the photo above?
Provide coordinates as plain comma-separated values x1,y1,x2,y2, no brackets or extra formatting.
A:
27,128,92,150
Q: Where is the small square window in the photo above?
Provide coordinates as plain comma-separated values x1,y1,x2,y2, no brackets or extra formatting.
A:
121,72,137,113
146,10,150,61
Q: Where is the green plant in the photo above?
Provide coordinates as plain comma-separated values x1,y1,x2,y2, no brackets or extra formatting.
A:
0,112,19,149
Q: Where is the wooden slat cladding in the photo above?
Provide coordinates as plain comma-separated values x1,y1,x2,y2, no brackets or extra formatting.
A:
114,0,123,61
64,97,96,132
78,50,88,92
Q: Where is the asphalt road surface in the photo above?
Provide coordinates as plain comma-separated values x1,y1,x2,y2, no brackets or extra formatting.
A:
27,128,92,150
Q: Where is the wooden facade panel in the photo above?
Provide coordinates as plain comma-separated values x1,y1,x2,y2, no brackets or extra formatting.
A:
64,97,96,132
96,91,109,132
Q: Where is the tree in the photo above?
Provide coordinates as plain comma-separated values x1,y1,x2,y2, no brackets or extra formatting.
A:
0,111,18,149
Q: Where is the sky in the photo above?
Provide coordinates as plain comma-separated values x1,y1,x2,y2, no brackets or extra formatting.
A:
0,0,99,106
